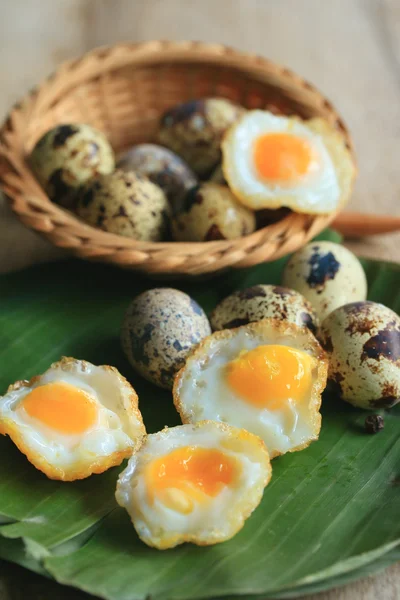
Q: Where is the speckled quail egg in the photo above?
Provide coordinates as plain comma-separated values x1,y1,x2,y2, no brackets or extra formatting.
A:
171,183,256,242
282,241,367,321
209,165,291,228
158,98,245,177
116,421,271,549
319,301,400,409
211,284,319,334
121,288,211,389
30,124,115,208
222,111,355,214
76,169,171,241
116,144,198,215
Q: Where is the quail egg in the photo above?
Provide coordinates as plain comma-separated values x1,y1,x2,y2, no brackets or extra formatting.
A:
207,167,289,230
121,288,211,389
171,183,256,242
116,421,271,549
158,98,245,177
282,241,367,321
116,144,198,214
319,301,400,409
222,111,355,214
76,169,171,241
211,284,319,334
0,357,145,481
30,124,115,208
174,319,328,458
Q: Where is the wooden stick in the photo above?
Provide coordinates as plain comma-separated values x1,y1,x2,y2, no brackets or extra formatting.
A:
332,212,400,237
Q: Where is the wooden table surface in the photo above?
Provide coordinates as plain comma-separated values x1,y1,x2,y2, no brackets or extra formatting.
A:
0,1,399,598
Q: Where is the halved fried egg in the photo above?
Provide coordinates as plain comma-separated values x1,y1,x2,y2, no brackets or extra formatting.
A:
115,421,271,549
173,320,328,458
0,357,145,481
222,110,355,214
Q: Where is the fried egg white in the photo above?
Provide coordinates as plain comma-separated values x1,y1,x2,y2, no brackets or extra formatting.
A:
222,111,355,214
0,357,146,481
115,421,271,549
173,320,328,458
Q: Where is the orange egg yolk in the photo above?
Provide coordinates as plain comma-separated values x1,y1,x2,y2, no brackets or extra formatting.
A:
21,382,97,434
226,345,314,410
253,133,316,182
146,446,239,511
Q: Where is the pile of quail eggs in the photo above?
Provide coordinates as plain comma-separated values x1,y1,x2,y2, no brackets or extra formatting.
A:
29,107,399,415
120,239,399,416
30,90,357,241
29,98,259,243
282,241,400,411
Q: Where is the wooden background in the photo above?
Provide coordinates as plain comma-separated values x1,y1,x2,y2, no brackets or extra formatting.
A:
0,0,399,598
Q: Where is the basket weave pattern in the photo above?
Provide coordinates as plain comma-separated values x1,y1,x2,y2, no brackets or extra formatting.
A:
0,41,353,275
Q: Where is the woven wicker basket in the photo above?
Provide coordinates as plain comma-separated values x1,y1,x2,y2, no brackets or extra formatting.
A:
0,41,354,275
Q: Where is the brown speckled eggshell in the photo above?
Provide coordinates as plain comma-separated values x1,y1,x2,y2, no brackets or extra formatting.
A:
76,169,171,241
319,301,400,409
116,144,198,215
30,124,115,208
121,288,212,389
282,241,367,321
211,284,319,334
158,98,245,177
171,183,256,242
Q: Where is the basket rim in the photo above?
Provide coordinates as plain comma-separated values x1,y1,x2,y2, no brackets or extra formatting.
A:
0,40,354,270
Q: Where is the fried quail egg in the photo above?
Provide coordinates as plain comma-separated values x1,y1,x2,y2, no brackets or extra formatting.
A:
0,357,145,481
282,241,367,321
211,284,318,334
222,111,355,214
115,421,271,549
159,98,245,177
121,288,211,389
319,301,400,409
171,183,256,242
116,144,198,214
30,124,115,208
76,170,171,241
174,320,328,458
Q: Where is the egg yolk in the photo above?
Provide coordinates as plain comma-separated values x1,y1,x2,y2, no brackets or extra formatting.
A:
146,446,239,513
226,345,314,409
253,133,316,183
21,382,97,434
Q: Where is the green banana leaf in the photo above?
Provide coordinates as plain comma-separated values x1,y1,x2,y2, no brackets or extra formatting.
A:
0,229,399,600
